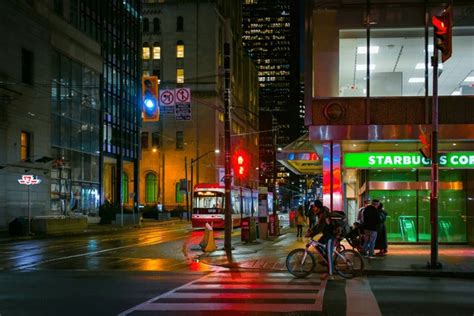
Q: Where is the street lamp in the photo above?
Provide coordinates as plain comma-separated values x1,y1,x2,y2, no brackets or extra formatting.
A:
190,149,220,212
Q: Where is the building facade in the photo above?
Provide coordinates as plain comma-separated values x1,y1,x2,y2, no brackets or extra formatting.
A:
0,0,141,229
140,0,259,211
303,0,474,244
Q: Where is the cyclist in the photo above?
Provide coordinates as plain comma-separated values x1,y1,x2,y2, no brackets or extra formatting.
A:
305,199,336,276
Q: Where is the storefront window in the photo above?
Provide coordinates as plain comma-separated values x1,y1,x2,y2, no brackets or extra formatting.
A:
315,2,474,97
368,169,466,243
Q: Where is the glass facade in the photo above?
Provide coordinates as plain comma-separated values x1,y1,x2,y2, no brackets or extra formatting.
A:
68,0,141,207
51,52,101,215
368,169,467,243
313,1,474,97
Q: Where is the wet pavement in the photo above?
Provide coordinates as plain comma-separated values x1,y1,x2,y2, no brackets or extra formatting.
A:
198,226,474,279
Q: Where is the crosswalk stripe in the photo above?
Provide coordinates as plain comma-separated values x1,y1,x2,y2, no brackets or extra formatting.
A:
185,283,321,290
167,292,319,299
119,271,326,314
135,303,321,312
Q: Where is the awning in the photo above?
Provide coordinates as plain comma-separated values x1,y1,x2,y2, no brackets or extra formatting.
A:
276,133,322,175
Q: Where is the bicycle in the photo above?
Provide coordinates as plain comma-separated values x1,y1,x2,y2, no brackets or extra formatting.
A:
286,237,364,279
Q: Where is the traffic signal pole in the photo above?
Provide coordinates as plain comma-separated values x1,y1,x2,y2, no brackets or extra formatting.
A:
428,5,452,269
223,42,233,251
429,38,440,269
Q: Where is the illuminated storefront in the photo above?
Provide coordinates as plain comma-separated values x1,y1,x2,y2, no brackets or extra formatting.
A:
287,0,474,244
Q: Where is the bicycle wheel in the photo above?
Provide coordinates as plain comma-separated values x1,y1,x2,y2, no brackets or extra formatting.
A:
286,248,316,278
334,250,360,279
340,249,364,275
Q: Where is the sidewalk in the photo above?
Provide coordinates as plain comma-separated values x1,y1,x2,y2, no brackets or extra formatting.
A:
0,217,184,243
198,226,474,279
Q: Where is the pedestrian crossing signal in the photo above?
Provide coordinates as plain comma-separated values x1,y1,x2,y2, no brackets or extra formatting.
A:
142,76,159,122
419,133,431,159
233,150,249,180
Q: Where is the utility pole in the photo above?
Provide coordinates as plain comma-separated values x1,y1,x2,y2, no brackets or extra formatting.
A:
223,42,232,251
185,157,189,221
429,5,452,269
430,42,440,269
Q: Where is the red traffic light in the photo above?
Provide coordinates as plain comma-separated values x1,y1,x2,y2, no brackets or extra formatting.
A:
432,16,447,35
232,150,249,179
431,6,453,63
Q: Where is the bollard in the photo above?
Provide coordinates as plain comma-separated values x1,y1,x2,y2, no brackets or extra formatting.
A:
200,223,210,250
203,222,216,252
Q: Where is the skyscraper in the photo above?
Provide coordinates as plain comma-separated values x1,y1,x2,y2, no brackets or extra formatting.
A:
242,0,303,195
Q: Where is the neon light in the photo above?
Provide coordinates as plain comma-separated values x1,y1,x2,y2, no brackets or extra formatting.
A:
344,152,474,169
18,175,42,185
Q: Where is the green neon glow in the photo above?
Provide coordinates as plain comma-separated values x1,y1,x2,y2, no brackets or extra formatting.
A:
344,152,474,169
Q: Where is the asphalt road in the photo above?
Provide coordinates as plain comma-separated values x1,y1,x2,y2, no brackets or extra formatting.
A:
0,222,473,315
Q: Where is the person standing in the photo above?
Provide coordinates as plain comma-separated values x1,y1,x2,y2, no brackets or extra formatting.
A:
375,202,388,255
357,200,370,224
306,203,317,230
295,205,306,238
361,199,381,258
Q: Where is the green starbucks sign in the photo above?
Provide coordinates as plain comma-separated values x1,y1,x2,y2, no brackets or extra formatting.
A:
344,152,474,169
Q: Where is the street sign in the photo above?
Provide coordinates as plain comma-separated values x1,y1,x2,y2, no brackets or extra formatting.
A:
175,103,191,121
159,89,175,107
175,88,191,103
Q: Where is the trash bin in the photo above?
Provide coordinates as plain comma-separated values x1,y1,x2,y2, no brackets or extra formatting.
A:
9,217,29,236
258,216,268,239
269,214,280,236
241,217,250,242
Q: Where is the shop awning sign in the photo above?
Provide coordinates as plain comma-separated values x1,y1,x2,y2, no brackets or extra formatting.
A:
344,152,474,169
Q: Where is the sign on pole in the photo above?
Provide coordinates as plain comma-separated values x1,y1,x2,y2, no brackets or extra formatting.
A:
175,88,191,104
175,103,191,121
159,89,175,107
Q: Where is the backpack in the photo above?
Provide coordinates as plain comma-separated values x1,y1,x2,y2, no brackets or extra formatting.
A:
328,210,350,237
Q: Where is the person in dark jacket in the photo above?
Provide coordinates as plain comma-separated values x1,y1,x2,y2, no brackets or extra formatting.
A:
361,199,381,258
375,202,388,255
306,199,336,275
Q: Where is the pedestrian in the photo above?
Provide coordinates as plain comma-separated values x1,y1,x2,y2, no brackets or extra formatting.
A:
375,202,388,255
361,199,381,258
306,199,336,277
295,205,306,239
356,199,370,224
306,203,317,230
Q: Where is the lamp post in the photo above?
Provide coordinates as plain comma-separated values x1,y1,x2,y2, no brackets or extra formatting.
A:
190,149,220,211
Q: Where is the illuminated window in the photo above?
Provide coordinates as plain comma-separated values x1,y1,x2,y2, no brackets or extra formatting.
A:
142,42,150,59
122,173,128,205
176,68,184,83
145,173,157,203
218,112,224,122
20,131,30,161
176,40,184,58
153,43,160,59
